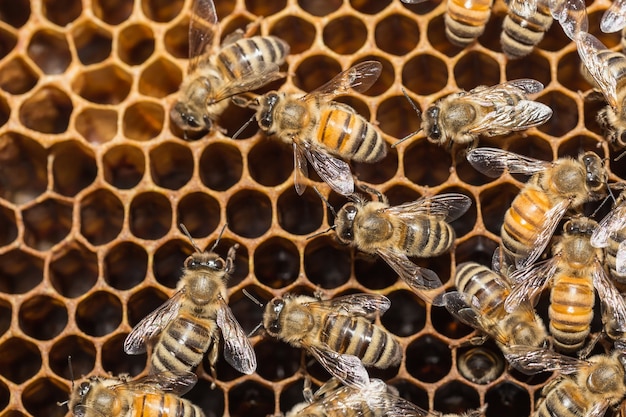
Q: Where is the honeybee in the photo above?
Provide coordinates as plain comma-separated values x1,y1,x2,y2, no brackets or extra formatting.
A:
233,61,387,196
505,217,626,353
457,346,505,385
442,262,548,356
443,0,494,47
68,370,204,417
124,226,256,380
262,293,400,387
601,0,626,33
170,0,290,134
591,189,626,287
466,148,607,270
501,0,552,59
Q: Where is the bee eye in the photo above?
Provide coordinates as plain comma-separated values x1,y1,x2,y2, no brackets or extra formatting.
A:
78,382,90,397
269,322,281,334
186,116,199,128
345,205,357,214
212,259,225,270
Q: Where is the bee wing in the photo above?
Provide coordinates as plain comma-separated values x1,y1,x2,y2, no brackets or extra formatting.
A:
308,345,370,388
551,0,588,40
508,0,537,19
118,370,199,396
385,193,472,223
187,0,218,73
300,141,354,196
306,294,391,318
504,78,546,95
577,32,619,108
441,291,509,344
302,61,382,103
466,147,551,178
586,399,612,417
503,345,587,375
293,142,309,195
212,63,287,102
601,0,626,32
123,289,185,354
468,100,552,136
216,298,257,374
617,240,626,275
591,202,626,248
360,384,432,417
504,259,557,313
593,264,626,333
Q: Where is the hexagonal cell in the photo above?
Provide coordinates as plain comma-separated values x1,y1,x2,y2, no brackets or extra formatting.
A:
375,14,419,56
216,100,259,139
164,18,189,59
71,20,112,65
72,64,132,104
18,295,67,340
21,378,67,417
404,139,452,186
382,290,426,337
139,57,182,98
557,50,592,92
0,250,43,294
456,150,497,187
0,56,38,95
0,337,41,383
177,192,220,238
185,379,225,417
455,235,500,267
76,291,123,337
0,378,8,411
103,144,145,189
227,190,272,238
457,345,505,385
127,286,169,327
244,0,286,15
228,380,274,417
23,198,72,251
118,24,155,65
79,189,124,245
355,253,398,290
351,0,391,14
0,94,8,128
149,141,193,189
27,29,71,75
254,338,300,381
210,237,249,287
270,15,315,55
477,11,504,53
485,382,530,417
278,187,324,235
441,186,476,238
0,0,29,28
377,95,421,139
102,333,146,376
0,299,10,336
280,379,310,414
403,54,448,95
104,241,148,290
294,55,342,93
51,141,97,196
254,237,300,288
536,91,578,137
248,140,292,187
19,86,72,133
406,335,452,382
323,15,367,55
49,242,98,298
507,52,551,87
129,192,172,240
142,0,183,22
298,0,341,16
49,335,96,380
508,134,552,160
75,107,118,144
304,236,351,289
391,379,429,410
93,0,133,24
433,380,481,414
583,98,605,137
558,135,605,159
42,0,81,26
536,15,569,52
0,205,17,247
353,147,397,185
229,286,268,334
454,51,500,90
479,182,520,236
0,27,17,61
154,239,192,288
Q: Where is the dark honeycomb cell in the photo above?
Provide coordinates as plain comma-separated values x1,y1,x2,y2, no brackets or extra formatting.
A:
186,379,225,417
0,378,8,411
164,18,189,59
477,12,504,53
404,54,448,95
508,134,552,160
507,53,551,87
280,379,309,414
355,55,395,97
102,333,146,376
154,239,191,288
76,291,123,337
49,242,98,298
49,335,96,380
118,24,155,65
71,20,112,65
75,107,118,144
384,184,421,206
226,190,272,238
431,304,474,339
19,86,72,133
558,135,605,158
199,142,243,191
0,133,47,204
103,144,145,189
304,236,351,289
0,205,17,247
0,27,16,61
0,338,41,383
454,51,500,90
254,237,300,288
142,0,183,22
353,146,397,185
0,0,29,27
42,0,81,26
377,95,421,139
104,242,148,290
80,189,124,245
457,345,505,384
218,101,259,139
355,254,398,290
51,141,97,196
27,30,71,74
456,153,497,187
72,64,132,104
0,95,8,129
245,0,286,16
229,286,268,333
177,192,220,237
536,91,578,137
323,15,367,55
298,0,341,16
19,295,67,340
406,335,452,382
583,98,605,136
129,192,173,239
0,56,38,94
248,140,293,187
375,14,419,56
0,250,43,294
127,286,169,327
442,186,476,238
254,339,300,381
139,57,182,98
21,378,67,417
381,290,426,337
278,187,324,235
392,379,429,410
434,380,481,414
228,380,275,417
0,299,10,336
536,16,568,52
404,139,452,186
426,13,464,57
455,236,500,267
149,141,193,189
557,51,592,93
270,15,316,55
92,0,132,24
351,0,391,14
295,55,343,93
22,198,72,251
485,382,531,417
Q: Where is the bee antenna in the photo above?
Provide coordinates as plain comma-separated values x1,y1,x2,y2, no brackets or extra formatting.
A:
242,288,264,308
57,356,74,407
179,223,203,253
615,150,626,162
247,321,264,338
231,115,256,140
306,225,336,240
210,223,229,252
312,187,337,218
391,87,422,148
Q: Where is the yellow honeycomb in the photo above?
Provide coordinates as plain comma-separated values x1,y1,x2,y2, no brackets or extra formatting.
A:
0,0,623,416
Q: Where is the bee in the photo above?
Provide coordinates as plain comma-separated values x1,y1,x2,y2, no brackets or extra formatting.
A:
68,370,204,417
262,293,400,387
442,262,548,357
444,0,494,47
457,346,505,385
233,61,387,196
501,0,553,59
170,0,290,134
466,147,607,271
124,225,256,380
504,217,626,353
591,189,626,288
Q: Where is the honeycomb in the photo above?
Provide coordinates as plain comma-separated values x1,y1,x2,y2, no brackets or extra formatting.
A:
0,0,624,416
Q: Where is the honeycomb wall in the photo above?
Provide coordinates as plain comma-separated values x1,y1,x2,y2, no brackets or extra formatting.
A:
0,0,622,416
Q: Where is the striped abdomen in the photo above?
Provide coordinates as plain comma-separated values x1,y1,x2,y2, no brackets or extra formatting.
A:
402,217,455,257
151,313,216,374
215,36,289,83
500,2,552,58
318,314,401,369
535,379,588,417
606,228,626,284
445,0,493,47
130,393,205,417
316,104,387,163
455,262,510,321
549,273,594,352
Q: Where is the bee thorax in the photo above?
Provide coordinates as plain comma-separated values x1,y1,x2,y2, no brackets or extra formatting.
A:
357,216,393,243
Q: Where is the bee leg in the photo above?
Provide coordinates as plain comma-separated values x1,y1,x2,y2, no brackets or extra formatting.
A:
313,378,342,400
207,337,220,389
225,244,239,274
302,376,314,403
357,183,387,204
578,332,604,359
313,288,327,301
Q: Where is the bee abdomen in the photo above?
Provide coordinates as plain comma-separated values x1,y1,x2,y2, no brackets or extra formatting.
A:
133,393,205,417
500,3,552,58
216,36,289,81
445,0,493,47
549,276,594,352
537,381,587,417
406,218,455,257
455,262,509,319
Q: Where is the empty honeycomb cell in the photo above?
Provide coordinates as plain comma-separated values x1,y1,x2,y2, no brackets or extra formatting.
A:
93,0,132,25
19,86,72,134
227,189,272,238
479,182,518,236
49,335,96,380
79,189,124,245
51,141,97,196
455,235,500,267
270,15,316,55
353,148,398,184
426,14,463,57
403,54,448,96
42,0,82,26
278,188,324,235
508,134,552,160
375,14,419,56
434,380,481,414
536,17,569,52
153,238,192,288
454,51,500,91
72,64,132,104
0,0,29,28
245,0,286,16
477,12,505,54
537,91,578,136
558,135,605,158
0,95,8,128
72,20,112,65
102,333,146,376
0,205,17,246
138,57,182,98
27,30,72,75
323,15,367,55
149,141,193,189
177,192,220,237
49,243,98,298
355,253,398,290
294,55,343,93
129,192,173,239
76,291,123,337
304,236,351,289
485,382,531,417
0,337,41,383
75,107,118,143
18,295,67,340
558,51,593,92
254,339,301,381
104,241,148,290
0,378,8,411
377,95,422,139
0,27,16,61
381,290,426,337
583,99,605,137
298,0,342,16
228,380,275,417
142,0,183,22
219,102,261,139
103,144,145,189
404,140,452,186
506,53,551,87
22,198,72,251
185,379,225,417
280,379,308,414
442,187,476,238
351,0,391,14
406,335,452,382
0,56,38,95
163,18,189,59
431,304,474,339
457,344,505,384
118,24,155,66
0,299,10,336
21,378,67,417
248,140,293,187
197,146,241,188
392,379,429,410
0,250,43,294
254,237,300,288
127,286,169,327
229,286,267,334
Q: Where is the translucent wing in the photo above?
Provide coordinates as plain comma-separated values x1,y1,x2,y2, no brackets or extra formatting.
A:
216,298,257,374
308,345,370,388
587,400,612,417
508,0,538,19
300,142,354,196
212,63,287,102
305,294,391,318
293,142,309,195
505,79,547,95
302,61,382,103
188,0,218,73
503,345,586,375
123,289,185,354
551,0,589,39
593,264,626,333
601,0,626,32
577,32,619,108
469,100,552,136
466,147,551,178
504,258,557,312
591,201,626,248
384,193,472,223
617,240,626,274
118,370,198,396
441,291,509,344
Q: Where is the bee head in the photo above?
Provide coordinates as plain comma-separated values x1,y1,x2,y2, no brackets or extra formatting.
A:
184,252,226,272
171,101,210,135
423,106,442,143
563,217,597,237
258,93,280,133
263,297,286,336
335,203,359,244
